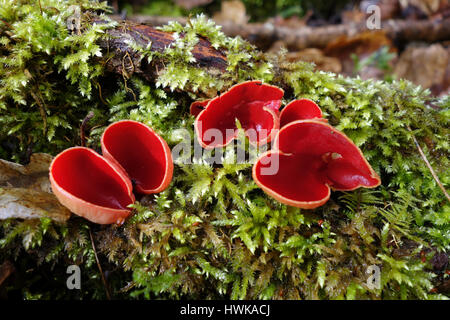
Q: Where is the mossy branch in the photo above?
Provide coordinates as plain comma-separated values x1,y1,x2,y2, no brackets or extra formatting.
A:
100,20,228,84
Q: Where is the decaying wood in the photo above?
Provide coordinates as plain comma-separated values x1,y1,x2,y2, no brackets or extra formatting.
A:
0,261,14,287
117,15,450,50
101,20,228,81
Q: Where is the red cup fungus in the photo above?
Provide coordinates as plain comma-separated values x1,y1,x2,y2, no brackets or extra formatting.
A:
279,98,326,127
253,119,381,209
49,147,135,225
190,99,210,117
194,81,284,149
50,120,173,225
101,120,173,194
190,81,380,209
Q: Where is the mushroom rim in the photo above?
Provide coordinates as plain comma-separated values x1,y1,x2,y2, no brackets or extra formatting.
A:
252,150,332,209
101,119,174,194
279,98,324,126
194,106,280,150
49,146,135,222
271,119,381,189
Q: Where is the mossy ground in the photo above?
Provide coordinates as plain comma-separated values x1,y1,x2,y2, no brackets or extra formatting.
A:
0,0,449,300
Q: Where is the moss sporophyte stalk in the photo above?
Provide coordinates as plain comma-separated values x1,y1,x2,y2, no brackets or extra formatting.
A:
0,0,449,300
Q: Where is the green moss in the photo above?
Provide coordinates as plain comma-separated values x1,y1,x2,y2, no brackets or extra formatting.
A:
0,0,115,161
0,0,449,300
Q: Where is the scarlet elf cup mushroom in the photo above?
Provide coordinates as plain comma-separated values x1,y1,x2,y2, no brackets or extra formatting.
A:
279,98,327,127
190,99,210,117
191,82,381,209
101,120,173,194
194,81,284,149
252,118,381,209
49,120,173,225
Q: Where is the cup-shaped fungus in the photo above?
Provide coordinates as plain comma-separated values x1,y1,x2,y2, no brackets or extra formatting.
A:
194,81,284,149
253,119,381,209
49,147,135,225
279,99,325,128
190,99,210,117
50,121,174,225
101,120,174,194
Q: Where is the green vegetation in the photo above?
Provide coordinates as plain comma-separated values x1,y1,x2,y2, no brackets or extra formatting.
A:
0,0,449,300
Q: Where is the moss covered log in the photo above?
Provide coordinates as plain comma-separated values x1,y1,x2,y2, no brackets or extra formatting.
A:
0,0,449,300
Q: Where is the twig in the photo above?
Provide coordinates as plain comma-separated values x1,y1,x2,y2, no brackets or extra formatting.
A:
80,112,111,298
38,0,43,15
30,90,48,136
95,81,108,106
89,227,112,300
407,125,450,202
80,111,95,147
112,15,450,50
0,18,13,30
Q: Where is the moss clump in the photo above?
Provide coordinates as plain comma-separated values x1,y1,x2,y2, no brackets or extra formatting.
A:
1,0,449,300
0,0,116,161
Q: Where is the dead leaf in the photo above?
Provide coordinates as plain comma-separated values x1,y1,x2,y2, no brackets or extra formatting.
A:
324,31,394,75
325,30,393,58
399,0,442,16
213,0,248,25
0,153,71,222
430,1,450,19
428,44,450,96
286,48,342,73
394,43,449,90
0,187,71,222
0,153,53,192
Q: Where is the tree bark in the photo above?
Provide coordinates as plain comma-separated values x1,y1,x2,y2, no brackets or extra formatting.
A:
100,20,228,81
116,15,450,50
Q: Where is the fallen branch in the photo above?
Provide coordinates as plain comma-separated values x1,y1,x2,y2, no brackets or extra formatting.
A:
116,15,450,50
100,20,228,81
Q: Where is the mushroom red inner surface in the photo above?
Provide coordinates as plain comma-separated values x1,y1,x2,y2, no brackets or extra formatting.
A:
102,121,167,191
275,121,379,189
199,101,276,146
255,152,330,202
254,120,380,206
51,148,133,210
280,99,323,128
190,100,210,117
196,81,283,147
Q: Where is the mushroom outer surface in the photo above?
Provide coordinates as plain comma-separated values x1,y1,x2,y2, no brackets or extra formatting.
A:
49,147,135,225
